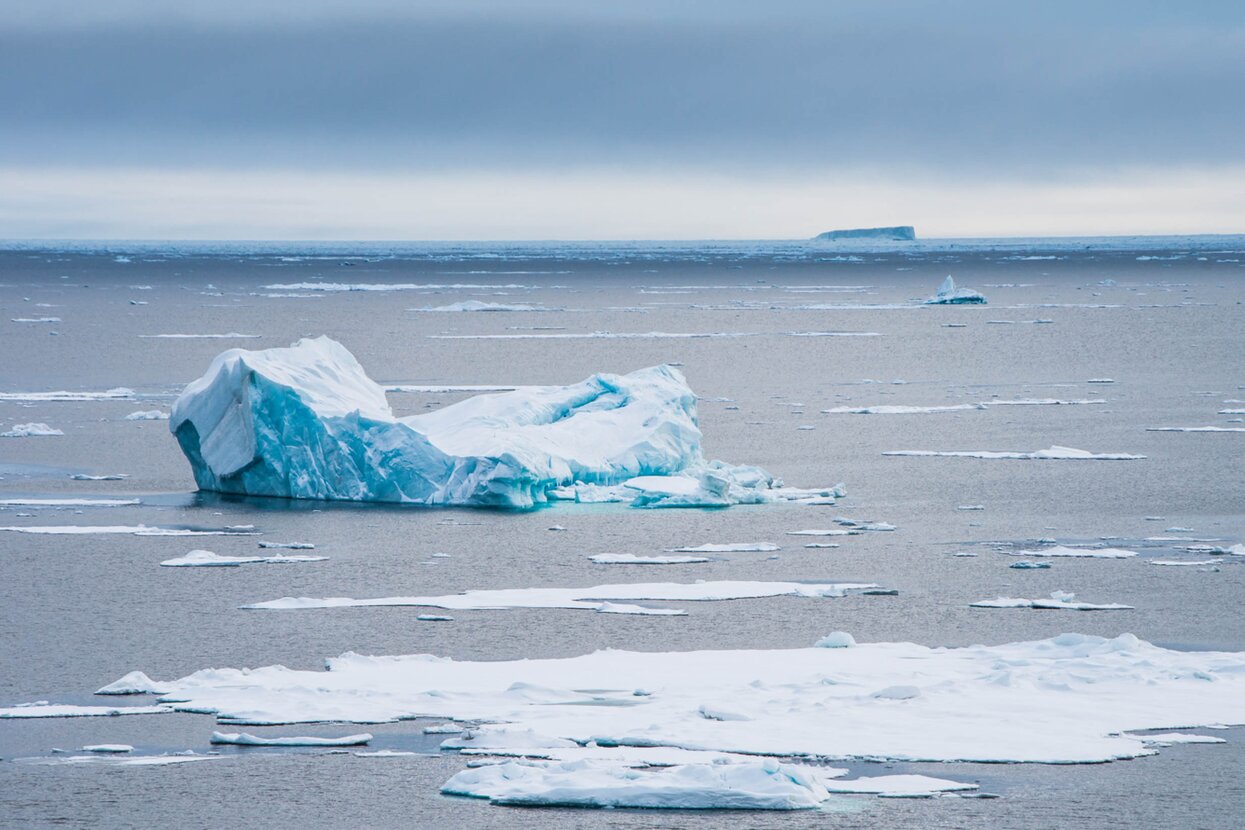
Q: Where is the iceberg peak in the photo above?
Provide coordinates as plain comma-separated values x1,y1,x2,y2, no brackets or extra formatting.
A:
924,275,987,305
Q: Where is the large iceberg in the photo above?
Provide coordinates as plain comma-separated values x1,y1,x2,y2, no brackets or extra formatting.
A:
170,337,822,509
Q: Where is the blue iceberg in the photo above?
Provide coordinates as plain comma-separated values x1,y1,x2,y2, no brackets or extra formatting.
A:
924,276,987,305
170,337,832,509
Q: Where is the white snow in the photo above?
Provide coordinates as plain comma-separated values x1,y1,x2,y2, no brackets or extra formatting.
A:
160,549,325,567
884,445,1145,460
666,543,780,553
242,580,890,615
0,703,169,719
170,336,822,509
96,671,161,695
125,409,169,420
107,633,1245,766
1128,733,1227,746
971,592,1133,611
822,774,976,795
2,423,63,437
210,731,372,747
1008,546,1137,559
589,554,710,564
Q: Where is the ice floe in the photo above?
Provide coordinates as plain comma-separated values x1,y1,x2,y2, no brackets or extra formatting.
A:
263,282,530,292
823,398,1104,415
666,543,779,553
2,423,63,437
1128,733,1226,746
11,317,61,323
883,446,1144,460
0,388,134,402
1150,559,1224,567
411,301,557,312
210,731,372,747
1007,546,1137,559
924,276,986,305
125,409,170,420
0,703,169,718
0,524,259,536
257,540,316,549
1147,426,1245,433
786,529,859,537
171,336,825,509
822,774,976,795
0,498,139,507
160,549,325,567
82,744,133,753
1009,561,1052,569
242,580,890,615
102,633,1245,768
428,331,881,340
589,554,710,565
70,473,128,481
971,592,1132,611
139,333,262,339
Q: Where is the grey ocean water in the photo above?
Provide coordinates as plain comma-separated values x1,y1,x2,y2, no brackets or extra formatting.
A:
1,241,1243,828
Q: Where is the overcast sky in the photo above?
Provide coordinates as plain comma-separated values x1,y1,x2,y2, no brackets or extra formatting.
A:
3,1,1243,239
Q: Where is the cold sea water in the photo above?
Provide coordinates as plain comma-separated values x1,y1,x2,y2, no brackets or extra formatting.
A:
1,239,1243,828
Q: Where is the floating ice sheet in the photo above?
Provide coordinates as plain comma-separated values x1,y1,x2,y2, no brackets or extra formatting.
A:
1147,426,1245,433
823,399,1103,415
410,301,557,312
427,331,881,340
884,446,1144,460
0,388,134,402
160,549,325,567
666,543,780,553
0,703,170,719
0,498,139,507
241,580,889,615
125,410,169,420
211,731,372,747
971,592,1132,611
1007,546,1137,559
2,423,63,437
0,524,259,536
822,774,977,795
588,554,710,564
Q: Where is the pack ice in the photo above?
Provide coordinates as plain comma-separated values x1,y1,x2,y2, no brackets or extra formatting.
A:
170,337,821,508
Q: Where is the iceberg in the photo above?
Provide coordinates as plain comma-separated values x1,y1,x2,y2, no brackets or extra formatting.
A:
170,336,819,509
210,731,372,747
924,276,987,305
1,423,63,437
813,226,916,242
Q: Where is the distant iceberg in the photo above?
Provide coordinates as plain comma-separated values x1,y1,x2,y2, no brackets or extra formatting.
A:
813,226,915,242
924,276,987,305
170,336,822,509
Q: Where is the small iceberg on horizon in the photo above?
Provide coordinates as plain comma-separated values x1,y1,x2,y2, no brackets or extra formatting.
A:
924,276,987,305
170,336,829,509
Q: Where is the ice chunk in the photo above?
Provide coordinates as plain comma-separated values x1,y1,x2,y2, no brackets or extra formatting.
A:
0,498,139,507
70,473,129,480
971,592,1132,611
11,316,61,323
210,731,372,747
1150,559,1223,567
814,226,915,242
1147,426,1245,433
1128,733,1227,746
257,540,315,549
2,423,63,437
125,410,169,421
0,703,168,718
410,301,558,312
241,580,890,614
441,758,832,810
822,774,976,795
814,632,856,648
160,549,325,567
1008,546,1137,559
666,543,779,553
0,388,133,402
924,276,987,305
96,671,162,695
1009,561,1052,569
884,446,1144,460
82,744,133,753
169,337,816,509
786,529,859,537
0,524,257,536
428,331,881,340
589,554,710,564
824,404,984,415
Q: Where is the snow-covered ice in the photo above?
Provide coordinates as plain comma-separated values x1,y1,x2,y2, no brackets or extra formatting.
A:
822,774,976,795
924,276,987,305
410,301,557,312
1007,546,1137,559
971,592,1133,611
2,423,63,437
139,332,261,339
82,744,134,753
160,549,325,567
125,410,170,421
241,580,890,615
884,446,1145,460
666,543,779,553
0,388,134,402
1147,426,1245,433
589,554,710,564
0,703,169,719
0,524,258,536
823,399,1102,415
210,731,372,747
257,540,316,550
170,337,823,509
0,498,139,507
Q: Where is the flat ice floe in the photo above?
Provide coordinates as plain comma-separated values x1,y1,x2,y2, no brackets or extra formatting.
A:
589,554,710,564
211,731,372,747
823,399,1103,415
2,423,63,437
263,282,531,292
171,336,827,509
242,580,891,615
1007,545,1137,559
160,549,325,567
70,473,129,480
1146,426,1245,433
427,330,881,340
0,524,259,536
822,774,977,795
257,540,315,549
0,703,169,719
138,333,262,339
971,592,1133,611
666,543,779,553
883,445,1144,460
103,634,1245,768
0,498,140,507
125,409,170,420
0,388,134,402
410,301,557,312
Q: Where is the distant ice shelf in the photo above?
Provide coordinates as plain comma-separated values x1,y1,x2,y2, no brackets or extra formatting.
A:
169,336,834,509
813,226,916,242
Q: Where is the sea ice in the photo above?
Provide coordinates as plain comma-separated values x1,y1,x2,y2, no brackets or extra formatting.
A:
70,473,128,481
103,634,1245,767
2,423,63,437
241,580,890,615
1008,546,1137,559
160,549,325,567
125,410,170,421
821,774,976,795
1147,426,1245,433
971,592,1132,611
924,276,987,305
82,744,133,753
884,446,1144,460
441,757,832,810
0,524,258,536
0,388,134,402
170,337,821,509
410,301,557,312
787,529,859,537
210,731,372,747
0,703,169,719
589,554,710,564
0,498,139,507
814,632,856,648
1009,561,1052,569
666,543,779,553
1128,733,1227,746
257,540,316,549
139,333,261,339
